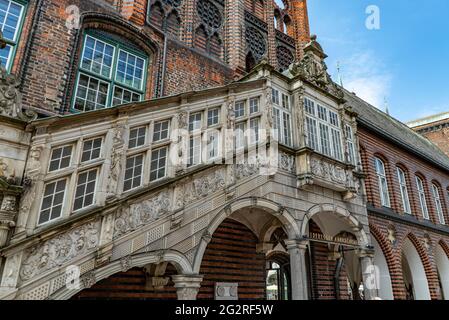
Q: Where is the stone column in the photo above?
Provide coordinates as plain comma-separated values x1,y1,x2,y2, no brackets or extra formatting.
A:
172,275,203,300
286,239,309,300
358,249,379,300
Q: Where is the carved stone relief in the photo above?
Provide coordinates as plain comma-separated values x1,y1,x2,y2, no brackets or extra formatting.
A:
113,191,171,239
20,220,101,282
310,158,346,185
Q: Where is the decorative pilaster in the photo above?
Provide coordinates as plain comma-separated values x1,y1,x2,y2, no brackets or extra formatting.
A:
172,274,204,300
265,0,277,67
286,239,309,300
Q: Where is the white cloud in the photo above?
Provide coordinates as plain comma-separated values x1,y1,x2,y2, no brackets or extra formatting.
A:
340,51,392,109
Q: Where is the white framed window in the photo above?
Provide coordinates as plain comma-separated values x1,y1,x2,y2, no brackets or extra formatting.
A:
235,122,246,150
207,108,220,127
304,97,315,115
345,125,356,165
272,88,292,146
305,117,318,150
234,101,245,118
49,145,73,172
123,154,144,191
432,184,446,225
153,120,170,142
249,97,259,114
249,118,260,144
188,136,201,167
330,129,343,161
189,112,202,132
150,147,168,181
416,176,429,220
38,178,67,225
304,97,344,161
112,86,141,106
207,130,220,160
375,157,390,207
129,126,146,149
272,88,280,105
73,168,98,211
397,167,411,214
81,137,102,163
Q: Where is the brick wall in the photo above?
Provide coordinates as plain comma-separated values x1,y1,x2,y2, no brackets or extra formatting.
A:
359,125,449,300
419,129,449,158
358,126,449,225
72,265,178,300
198,218,266,300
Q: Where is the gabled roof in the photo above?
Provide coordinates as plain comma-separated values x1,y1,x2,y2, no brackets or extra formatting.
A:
344,89,449,173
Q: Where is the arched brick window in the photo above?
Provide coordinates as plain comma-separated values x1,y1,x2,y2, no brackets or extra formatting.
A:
165,10,181,38
374,157,390,208
431,182,446,225
148,1,164,30
415,175,430,220
194,25,208,51
245,26,266,62
396,166,412,214
72,29,149,112
209,33,223,59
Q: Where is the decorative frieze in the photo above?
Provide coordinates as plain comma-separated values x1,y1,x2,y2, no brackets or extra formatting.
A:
278,151,295,173
20,220,101,282
113,191,171,239
310,158,346,185
175,169,225,208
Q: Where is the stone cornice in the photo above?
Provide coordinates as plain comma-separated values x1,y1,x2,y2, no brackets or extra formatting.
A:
367,204,449,236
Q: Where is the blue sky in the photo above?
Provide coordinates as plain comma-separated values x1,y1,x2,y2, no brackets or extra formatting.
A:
304,0,449,123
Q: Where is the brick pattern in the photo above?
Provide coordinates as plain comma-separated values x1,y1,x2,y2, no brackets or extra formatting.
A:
71,265,178,300
198,218,266,300
287,0,310,60
309,221,351,300
359,127,449,226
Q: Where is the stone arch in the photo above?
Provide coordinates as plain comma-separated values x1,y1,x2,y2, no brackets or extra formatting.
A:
399,233,435,300
49,250,193,300
435,240,449,299
300,203,369,246
192,197,300,273
369,224,396,299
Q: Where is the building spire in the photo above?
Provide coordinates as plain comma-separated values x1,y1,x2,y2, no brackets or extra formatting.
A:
336,61,343,87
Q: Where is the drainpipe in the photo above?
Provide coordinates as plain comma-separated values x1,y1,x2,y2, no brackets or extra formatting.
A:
19,0,44,88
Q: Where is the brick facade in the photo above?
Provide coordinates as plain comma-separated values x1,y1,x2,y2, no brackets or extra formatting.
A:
358,125,449,300
12,0,308,116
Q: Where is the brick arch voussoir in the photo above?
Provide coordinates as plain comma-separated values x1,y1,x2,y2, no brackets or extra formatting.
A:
401,232,440,300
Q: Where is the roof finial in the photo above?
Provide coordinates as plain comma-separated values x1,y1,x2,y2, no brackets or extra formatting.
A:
336,61,344,87
384,96,390,115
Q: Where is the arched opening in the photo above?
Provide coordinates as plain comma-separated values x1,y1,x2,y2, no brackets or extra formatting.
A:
401,237,431,300
372,236,394,300
245,52,256,72
71,262,180,300
435,244,449,300
209,33,223,59
165,10,181,38
301,206,369,300
196,201,297,300
194,25,208,51
149,2,164,30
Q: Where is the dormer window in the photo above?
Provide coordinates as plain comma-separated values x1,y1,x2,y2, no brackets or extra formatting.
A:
73,32,148,112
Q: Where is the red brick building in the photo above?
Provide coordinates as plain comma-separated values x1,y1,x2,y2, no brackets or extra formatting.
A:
0,0,448,300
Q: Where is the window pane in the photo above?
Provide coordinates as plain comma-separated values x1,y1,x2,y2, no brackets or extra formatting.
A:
74,73,109,111
112,86,142,106
129,126,146,149
153,120,170,142
234,101,245,118
48,145,73,172
73,169,97,211
150,147,168,181
38,179,66,225
115,49,145,90
80,36,115,78
123,154,144,191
